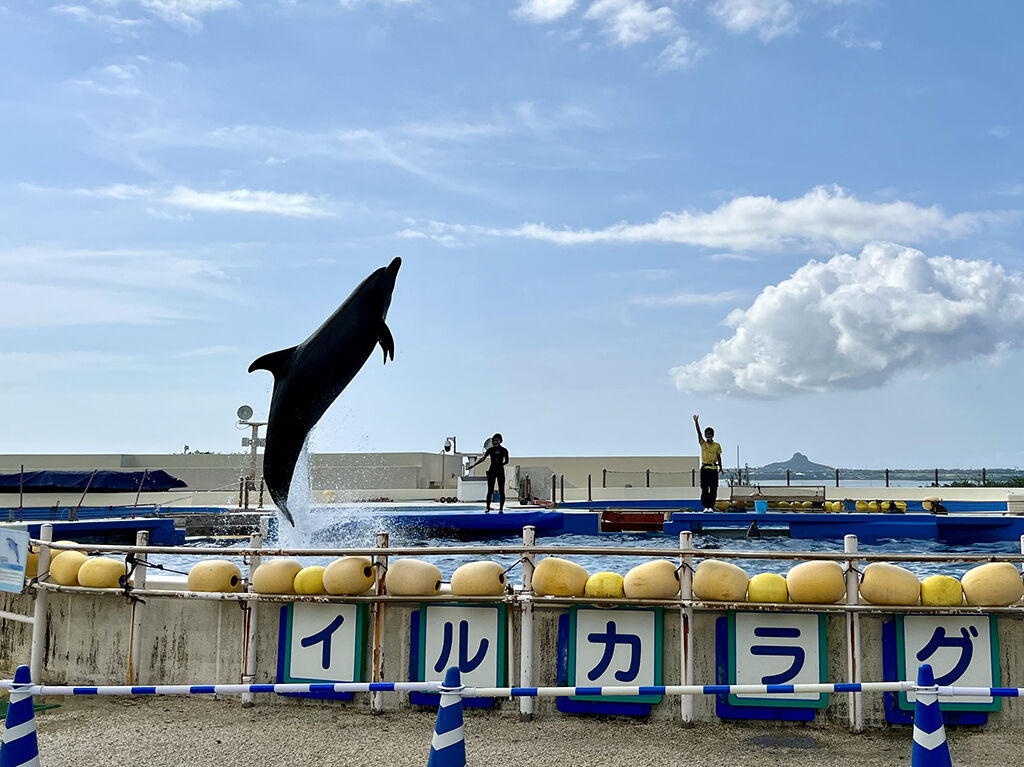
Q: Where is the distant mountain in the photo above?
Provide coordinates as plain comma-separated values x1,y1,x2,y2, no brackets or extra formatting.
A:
757,452,835,474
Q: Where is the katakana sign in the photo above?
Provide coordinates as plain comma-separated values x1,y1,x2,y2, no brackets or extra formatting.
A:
568,607,662,703
896,615,1000,712
278,603,365,684
418,604,507,688
729,611,828,708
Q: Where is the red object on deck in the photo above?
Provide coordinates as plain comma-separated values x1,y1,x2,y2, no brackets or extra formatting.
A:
600,510,665,533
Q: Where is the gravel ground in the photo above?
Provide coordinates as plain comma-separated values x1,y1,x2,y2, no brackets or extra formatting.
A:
6,698,1017,766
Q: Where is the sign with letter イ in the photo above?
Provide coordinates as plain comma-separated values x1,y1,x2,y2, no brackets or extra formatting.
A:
278,603,366,690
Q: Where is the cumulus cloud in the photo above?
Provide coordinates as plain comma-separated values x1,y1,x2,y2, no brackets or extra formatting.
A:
671,242,1024,397
494,185,990,252
584,0,676,45
514,0,576,22
708,0,796,41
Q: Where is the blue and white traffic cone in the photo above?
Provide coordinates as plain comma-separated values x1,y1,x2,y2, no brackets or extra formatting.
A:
1,665,40,767
911,663,953,767
427,667,466,767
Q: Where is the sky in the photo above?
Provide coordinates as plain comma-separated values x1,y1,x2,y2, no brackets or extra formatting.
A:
1,0,1023,469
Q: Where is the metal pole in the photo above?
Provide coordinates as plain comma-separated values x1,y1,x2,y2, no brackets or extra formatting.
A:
983,468,987,485
241,530,263,706
835,468,840,488
679,530,694,725
587,473,592,502
30,523,53,683
371,532,388,712
258,478,265,508
520,525,536,718
73,469,97,521
885,469,889,488
128,530,149,684
238,477,244,508
646,469,650,488
18,464,24,522
602,469,606,489
133,468,148,519
691,468,696,487
441,452,445,491
560,475,564,503
551,474,556,504
935,468,939,487
844,534,862,732
786,469,791,487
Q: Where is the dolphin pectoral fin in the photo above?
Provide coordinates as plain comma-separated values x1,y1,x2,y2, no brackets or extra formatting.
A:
378,322,395,364
248,346,297,378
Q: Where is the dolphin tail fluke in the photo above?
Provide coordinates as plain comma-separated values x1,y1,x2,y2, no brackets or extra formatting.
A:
266,482,295,526
248,346,297,378
378,322,395,364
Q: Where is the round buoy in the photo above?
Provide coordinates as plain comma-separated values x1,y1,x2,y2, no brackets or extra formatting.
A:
922,496,940,512
386,559,442,596
77,557,128,589
748,572,788,603
867,501,879,512
585,572,625,600
294,566,327,595
324,557,375,595
188,560,243,593
962,562,1024,606
859,563,920,605
623,560,680,599
451,561,506,596
533,557,588,597
895,501,908,513
787,561,845,603
855,500,868,512
252,558,303,594
692,559,748,602
49,550,88,586
921,575,964,607
25,545,39,579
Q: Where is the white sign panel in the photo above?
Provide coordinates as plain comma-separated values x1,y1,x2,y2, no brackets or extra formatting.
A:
902,615,997,706
733,612,824,703
573,608,657,687
423,605,503,687
0,529,30,594
288,603,360,682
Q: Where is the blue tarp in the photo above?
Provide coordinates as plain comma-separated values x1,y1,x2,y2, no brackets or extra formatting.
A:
0,470,187,492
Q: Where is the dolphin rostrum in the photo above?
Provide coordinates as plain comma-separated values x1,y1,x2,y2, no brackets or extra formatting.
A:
248,257,401,525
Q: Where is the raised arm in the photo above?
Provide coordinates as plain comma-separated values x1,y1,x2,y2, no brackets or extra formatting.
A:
693,414,704,443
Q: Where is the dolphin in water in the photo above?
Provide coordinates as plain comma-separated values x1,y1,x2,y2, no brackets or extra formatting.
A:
248,257,401,525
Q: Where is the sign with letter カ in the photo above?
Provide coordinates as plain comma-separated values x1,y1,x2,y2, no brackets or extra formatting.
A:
278,602,366,685
568,607,662,703
896,614,1000,712
0,528,30,594
418,604,507,688
728,611,828,708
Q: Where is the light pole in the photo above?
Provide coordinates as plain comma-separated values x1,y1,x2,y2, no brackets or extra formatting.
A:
442,436,457,490
237,405,267,482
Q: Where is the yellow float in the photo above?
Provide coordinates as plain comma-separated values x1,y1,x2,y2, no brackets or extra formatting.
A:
188,560,243,593
293,565,328,595
323,557,375,596
533,557,588,597
867,501,879,512
25,545,39,579
385,558,442,596
252,558,303,594
920,575,964,606
855,500,868,512
961,562,1024,606
77,557,128,589
585,572,625,600
49,550,88,586
800,501,812,509
747,572,788,603
859,563,920,605
787,561,846,603
623,560,680,599
451,561,506,596
715,500,729,511
692,559,748,601
895,501,907,512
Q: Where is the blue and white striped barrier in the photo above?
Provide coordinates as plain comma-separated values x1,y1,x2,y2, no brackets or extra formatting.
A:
428,667,466,767
912,664,953,767
1,666,39,767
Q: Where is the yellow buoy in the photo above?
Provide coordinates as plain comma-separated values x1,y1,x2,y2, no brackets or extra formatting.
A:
188,560,243,593
294,566,328,595
855,500,868,512
451,561,506,596
778,501,791,510
962,562,1024,606
385,558,442,596
323,557,375,596
252,558,303,594
787,561,846,603
77,557,128,589
867,501,879,512
880,501,891,512
714,500,729,511
692,559,748,601
859,563,920,605
585,572,625,600
623,560,680,599
747,572,788,603
49,550,88,586
533,556,588,597
800,501,812,509
921,575,964,607
895,501,907,513
25,545,39,579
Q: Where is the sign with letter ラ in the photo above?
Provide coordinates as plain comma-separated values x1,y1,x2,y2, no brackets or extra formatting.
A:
728,611,828,708
277,603,366,690
418,604,507,688
0,528,30,594
568,607,662,703
895,615,1000,712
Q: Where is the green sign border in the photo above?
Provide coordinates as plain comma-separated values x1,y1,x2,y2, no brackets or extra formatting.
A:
278,602,367,684
417,602,508,686
895,614,1002,713
568,606,664,703
727,611,829,709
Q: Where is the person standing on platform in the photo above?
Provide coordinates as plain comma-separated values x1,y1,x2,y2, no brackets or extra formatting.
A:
693,415,722,511
467,433,510,513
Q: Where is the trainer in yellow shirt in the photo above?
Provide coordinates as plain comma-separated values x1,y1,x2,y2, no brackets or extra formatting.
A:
693,414,722,511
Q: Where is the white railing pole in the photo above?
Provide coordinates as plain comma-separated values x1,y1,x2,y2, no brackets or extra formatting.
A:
241,530,262,707
29,523,52,683
845,534,863,732
679,530,694,725
519,525,536,718
128,530,149,684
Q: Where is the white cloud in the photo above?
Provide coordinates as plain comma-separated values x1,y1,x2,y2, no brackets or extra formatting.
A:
584,0,676,46
827,24,881,50
514,0,576,22
71,183,333,217
630,290,740,307
492,185,992,252
51,4,147,35
659,32,706,70
670,242,1024,397
708,0,797,41
135,0,238,29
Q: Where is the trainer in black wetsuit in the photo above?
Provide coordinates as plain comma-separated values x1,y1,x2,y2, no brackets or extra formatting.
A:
468,433,509,512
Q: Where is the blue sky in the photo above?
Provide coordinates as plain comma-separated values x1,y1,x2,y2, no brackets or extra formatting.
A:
1,0,1023,469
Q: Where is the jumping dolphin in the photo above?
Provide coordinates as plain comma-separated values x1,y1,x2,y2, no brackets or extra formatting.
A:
248,257,401,525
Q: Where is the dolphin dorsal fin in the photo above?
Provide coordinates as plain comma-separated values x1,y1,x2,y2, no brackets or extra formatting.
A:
248,346,297,379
